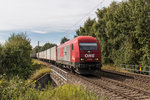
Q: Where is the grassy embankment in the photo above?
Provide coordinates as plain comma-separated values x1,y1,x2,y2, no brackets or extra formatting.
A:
0,59,107,100
29,59,51,81
102,64,130,73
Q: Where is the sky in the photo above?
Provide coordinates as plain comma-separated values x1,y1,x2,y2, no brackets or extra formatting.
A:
0,0,123,47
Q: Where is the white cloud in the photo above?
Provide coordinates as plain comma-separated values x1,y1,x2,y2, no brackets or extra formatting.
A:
31,30,47,34
0,0,123,47
0,0,122,32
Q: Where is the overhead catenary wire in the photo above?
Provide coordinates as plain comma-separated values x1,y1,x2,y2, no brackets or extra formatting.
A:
35,0,106,47
64,0,106,38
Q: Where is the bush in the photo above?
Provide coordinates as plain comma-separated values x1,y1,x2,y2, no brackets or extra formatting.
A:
2,33,32,79
0,76,27,100
0,77,104,100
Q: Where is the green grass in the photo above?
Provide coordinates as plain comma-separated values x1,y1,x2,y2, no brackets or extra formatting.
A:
0,59,108,100
28,59,51,84
32,59,49,66
32,59,47,69
17,84,105,100
29,67,51,81
0,77,107,100
102,64,130,73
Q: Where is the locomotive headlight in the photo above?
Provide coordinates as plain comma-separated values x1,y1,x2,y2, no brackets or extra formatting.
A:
80,58,85,61
95,58,99,61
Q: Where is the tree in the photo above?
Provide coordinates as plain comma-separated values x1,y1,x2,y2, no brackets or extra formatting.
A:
0,44,3,74
32,43,57,54
76,18,96,37
40,43,57,51
31,46,41,54
60,37,70,44
2,33,32,79
75,0,150,67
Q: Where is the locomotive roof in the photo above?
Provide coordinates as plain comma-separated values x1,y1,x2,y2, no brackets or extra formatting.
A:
58,36,97,48
75,36,96,41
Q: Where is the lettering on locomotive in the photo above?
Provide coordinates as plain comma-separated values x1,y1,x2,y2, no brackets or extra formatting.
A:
85,54,95,58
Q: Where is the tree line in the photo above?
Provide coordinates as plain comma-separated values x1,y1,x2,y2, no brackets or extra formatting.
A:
32,37,69,54
76,0,150,66
32,43,57,54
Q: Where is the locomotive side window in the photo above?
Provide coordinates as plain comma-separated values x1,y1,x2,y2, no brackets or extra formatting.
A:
79,43,98,50
72,44,74,50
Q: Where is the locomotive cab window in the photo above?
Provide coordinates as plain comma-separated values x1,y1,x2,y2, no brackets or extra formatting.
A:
79,43,98,50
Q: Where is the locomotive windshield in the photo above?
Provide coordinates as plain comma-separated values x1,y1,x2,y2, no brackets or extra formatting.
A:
79,43,98,50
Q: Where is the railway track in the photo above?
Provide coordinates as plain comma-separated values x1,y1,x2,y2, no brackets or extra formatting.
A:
51,66,150,100
99,77,150,99
76,74,150,100
102,69,150,83
38,60,150,100
99,70,150,92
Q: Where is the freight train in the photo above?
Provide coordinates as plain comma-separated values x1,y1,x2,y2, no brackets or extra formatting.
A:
32,36,102,74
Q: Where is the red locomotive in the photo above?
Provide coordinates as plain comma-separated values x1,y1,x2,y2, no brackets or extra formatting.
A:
34,36,102,74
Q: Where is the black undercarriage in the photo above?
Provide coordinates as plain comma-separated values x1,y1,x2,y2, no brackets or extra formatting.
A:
75,62,102,74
